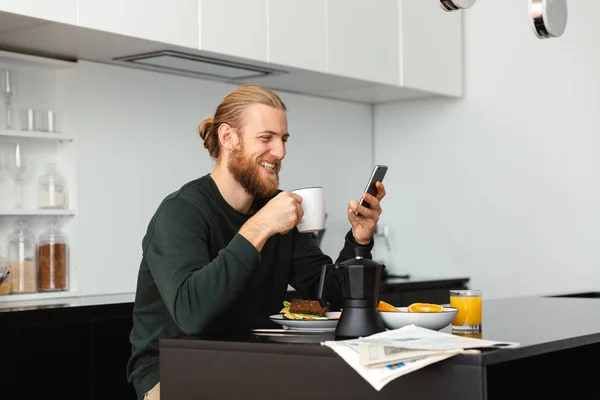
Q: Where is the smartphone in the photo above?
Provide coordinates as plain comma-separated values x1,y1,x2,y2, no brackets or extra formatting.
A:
355,164,388,216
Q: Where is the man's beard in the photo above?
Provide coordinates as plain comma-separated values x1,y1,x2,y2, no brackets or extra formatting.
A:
228,141,281,199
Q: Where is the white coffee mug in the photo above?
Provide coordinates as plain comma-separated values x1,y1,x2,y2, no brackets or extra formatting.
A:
290,186,326,233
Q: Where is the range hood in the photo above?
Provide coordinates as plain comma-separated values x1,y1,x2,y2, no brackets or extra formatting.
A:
113,50,286,81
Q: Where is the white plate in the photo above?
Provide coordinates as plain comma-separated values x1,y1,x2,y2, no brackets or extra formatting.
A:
269,311,341,332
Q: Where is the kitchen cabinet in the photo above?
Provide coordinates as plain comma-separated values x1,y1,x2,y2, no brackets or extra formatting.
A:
326,0,462,96
0,295,136,399
400,0,463,97
0,0,464,103
267,0,327,73
77,0,199,49
75,0,461,96
0,0,76,25
200,0,267,62
261,0,463,99
327,0,400,86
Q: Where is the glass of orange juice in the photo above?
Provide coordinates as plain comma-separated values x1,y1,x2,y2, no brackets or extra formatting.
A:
449,289,482,332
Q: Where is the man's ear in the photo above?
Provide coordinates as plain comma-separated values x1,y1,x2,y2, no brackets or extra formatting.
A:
218,123,237,150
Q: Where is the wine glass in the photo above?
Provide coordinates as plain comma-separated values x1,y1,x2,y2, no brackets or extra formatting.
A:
6,142,30,209
2,70,16,130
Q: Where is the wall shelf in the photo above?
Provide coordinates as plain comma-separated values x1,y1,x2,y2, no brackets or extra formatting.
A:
0,209,77,216
0,49,79,305
0,129,75,142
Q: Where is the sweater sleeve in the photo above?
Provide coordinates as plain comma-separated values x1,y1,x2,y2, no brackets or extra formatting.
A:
289,229,374,308
144,198,259,335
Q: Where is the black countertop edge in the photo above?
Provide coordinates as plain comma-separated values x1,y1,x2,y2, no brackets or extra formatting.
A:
468,332,600,366
160,337,334,357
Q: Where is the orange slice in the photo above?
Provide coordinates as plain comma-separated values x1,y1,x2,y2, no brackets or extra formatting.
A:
407,303,444,313
377,300,399,312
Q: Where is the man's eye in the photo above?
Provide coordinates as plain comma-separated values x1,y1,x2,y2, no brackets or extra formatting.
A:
260,136,271,141
282,137,289,143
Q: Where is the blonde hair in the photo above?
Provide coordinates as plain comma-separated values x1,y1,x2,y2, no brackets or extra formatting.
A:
198,84,287,160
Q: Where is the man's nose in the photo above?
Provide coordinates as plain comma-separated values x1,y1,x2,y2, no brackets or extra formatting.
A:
271,139,286,160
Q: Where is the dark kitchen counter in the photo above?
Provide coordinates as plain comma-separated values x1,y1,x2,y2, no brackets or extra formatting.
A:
160,295,600,399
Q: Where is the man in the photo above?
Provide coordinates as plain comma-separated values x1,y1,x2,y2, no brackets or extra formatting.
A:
126,84,386,400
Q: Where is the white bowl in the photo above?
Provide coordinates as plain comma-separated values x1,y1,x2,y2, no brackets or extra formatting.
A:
379,307,458,331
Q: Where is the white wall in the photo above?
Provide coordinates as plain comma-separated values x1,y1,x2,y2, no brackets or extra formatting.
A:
374,1,600,299
75,61,372,295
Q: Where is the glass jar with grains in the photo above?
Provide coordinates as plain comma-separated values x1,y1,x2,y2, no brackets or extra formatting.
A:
8,220,37,294
38,219,69,292
0,246,9,295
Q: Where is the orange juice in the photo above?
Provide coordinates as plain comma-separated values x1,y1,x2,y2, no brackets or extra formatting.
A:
453,331,483,339
449,289,482,331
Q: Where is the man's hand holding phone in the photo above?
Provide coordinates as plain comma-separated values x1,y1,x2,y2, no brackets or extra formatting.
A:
348,165,387,245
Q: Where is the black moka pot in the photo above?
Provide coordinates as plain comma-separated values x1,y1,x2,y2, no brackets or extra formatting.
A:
317,248,385,339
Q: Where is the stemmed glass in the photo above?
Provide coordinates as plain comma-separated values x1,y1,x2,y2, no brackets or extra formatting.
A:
6,142,30,209
2,70,16,130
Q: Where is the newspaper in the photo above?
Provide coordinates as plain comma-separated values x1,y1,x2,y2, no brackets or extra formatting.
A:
358,344,463,368
321,324,520,391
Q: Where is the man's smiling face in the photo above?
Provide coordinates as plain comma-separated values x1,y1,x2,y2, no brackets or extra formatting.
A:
227,103,289,199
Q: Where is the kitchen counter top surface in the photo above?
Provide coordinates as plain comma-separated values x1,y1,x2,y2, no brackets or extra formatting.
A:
161,295,600,367
0,293,136,325
0,293,136,313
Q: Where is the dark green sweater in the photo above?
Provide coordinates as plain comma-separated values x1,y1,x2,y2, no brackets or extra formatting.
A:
126,174,373,399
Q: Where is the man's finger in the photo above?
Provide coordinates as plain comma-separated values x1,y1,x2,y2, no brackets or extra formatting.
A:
376,182,387,200
363,192,379,209
290,192,303,203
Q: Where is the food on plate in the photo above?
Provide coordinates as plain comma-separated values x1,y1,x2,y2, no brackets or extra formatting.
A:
377,300,399,312
280,299,330,320
407,303,444,313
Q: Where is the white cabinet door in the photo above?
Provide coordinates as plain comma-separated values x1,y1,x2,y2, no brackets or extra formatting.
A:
77,0,199,48
267,0,326,72
400,0,463,97
200,0,267,62
327,0,399,85
0,0,76,24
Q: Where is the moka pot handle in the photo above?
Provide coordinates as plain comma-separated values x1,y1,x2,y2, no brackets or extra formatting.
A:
317,263,335,308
